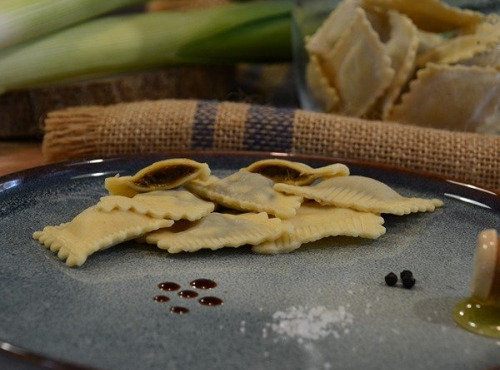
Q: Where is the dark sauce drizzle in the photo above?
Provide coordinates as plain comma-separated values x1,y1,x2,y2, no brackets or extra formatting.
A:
199,296,223,306
170,306,190,315
178,290,199,299
190,279,217,290
158,282,181,291
154,279,222,314
153,295,170,303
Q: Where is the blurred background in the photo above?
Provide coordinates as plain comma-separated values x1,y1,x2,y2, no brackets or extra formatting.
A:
0,0,499,189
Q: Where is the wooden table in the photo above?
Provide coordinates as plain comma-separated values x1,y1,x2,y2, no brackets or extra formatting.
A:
0,141,45,176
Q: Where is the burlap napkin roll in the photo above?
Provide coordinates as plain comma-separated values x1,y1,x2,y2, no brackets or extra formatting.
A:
43,99,500,191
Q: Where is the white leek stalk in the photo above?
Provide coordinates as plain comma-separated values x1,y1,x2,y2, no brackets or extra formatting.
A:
0,1,292,94
0,0,149,49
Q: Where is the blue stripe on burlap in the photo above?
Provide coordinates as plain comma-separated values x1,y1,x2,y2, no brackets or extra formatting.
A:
191,101,218,149
243,105,294,152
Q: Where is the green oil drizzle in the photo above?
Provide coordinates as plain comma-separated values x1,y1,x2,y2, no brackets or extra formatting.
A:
453,297,500,338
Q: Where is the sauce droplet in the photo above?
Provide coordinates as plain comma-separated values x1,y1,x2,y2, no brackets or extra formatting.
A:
199,296,223,306
170,306,189,315
190,279,217,290
153,295,170,303
178,290,199,299
158,282,181,291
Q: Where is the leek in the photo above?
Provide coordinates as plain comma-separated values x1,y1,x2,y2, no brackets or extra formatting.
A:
0,1,292,94
0,0,149,49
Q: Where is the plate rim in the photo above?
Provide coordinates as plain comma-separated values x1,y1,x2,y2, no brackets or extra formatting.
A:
1,150,498,197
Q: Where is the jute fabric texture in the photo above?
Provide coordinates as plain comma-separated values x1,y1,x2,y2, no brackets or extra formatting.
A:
43,99,500,191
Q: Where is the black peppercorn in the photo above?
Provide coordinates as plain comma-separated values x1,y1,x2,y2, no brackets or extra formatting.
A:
400,270,413,280
385,272,398,286
402,276,416,289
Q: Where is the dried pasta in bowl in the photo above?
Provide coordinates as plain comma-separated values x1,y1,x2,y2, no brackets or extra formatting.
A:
295,0,500,134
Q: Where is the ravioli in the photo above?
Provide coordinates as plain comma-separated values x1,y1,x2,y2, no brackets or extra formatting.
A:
144,212,289,253
306,0,361,56
105,158,211,197
459,42,500,70
415,29,446,56
361,0,484,32
305,54,340,113
388,64,500,132
274,175,443,215
252,202,386,254
321,7,394,117
377,11,419,120
186,171,303,219
32,157,446,267
97,190,215,221
241,159,349,185
416,17,500,67
33,207,173,267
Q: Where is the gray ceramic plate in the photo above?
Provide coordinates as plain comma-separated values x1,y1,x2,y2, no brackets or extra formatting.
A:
0,152,499,370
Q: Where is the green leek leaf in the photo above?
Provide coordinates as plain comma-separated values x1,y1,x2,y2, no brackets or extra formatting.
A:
0,1,292,93
0,0,149,49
